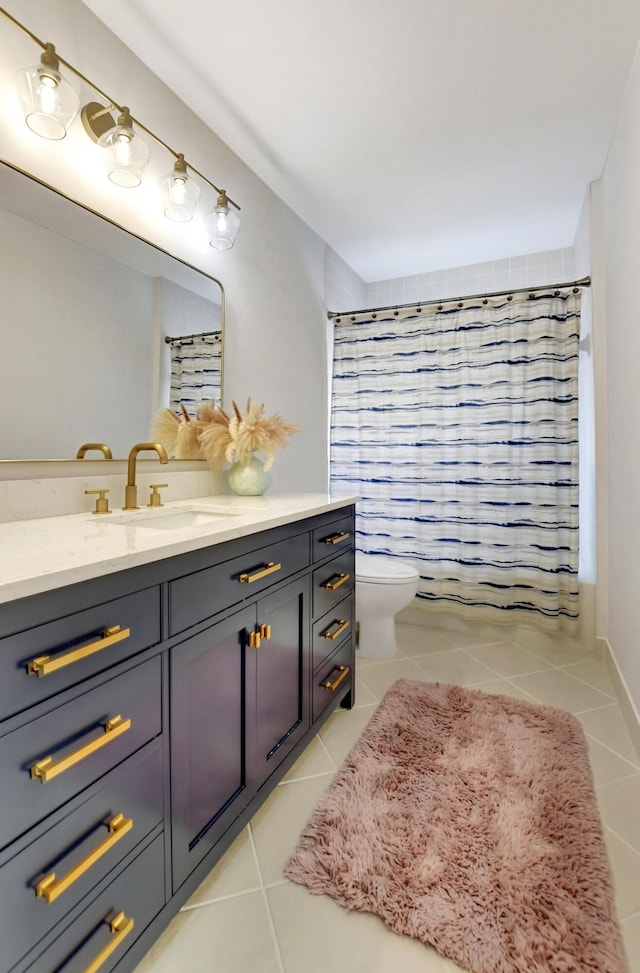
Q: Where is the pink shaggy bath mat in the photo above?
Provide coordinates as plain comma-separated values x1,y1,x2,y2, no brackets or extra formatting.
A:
285,680,628,973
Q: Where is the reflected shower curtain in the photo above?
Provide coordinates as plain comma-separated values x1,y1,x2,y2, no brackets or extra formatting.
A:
169,334,222,414
330,292,580,629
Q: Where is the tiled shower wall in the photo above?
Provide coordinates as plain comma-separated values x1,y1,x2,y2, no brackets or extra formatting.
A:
365,247,576,309
325,245,366,312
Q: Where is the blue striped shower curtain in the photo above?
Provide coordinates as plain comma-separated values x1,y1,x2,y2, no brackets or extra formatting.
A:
169,334,222,415
330,291,580,628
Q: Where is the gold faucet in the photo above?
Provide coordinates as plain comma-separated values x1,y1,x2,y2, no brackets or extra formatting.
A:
123,442,168,509
76,443,113,459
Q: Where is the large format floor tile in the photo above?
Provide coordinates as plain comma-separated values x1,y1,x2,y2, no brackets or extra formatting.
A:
268,880,452,973
134,890,282,973
135,616,639,973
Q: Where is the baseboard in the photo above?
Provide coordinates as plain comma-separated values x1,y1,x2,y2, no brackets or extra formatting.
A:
601,636,640,762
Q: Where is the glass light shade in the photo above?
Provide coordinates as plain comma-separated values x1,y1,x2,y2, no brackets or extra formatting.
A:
207,196,241,250
98,108,150,188
160,157,201,222
15,45,79,141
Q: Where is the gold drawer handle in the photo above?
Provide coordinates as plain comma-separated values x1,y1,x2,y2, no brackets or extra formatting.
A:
238,561,282,584
83,911,134,973
323,531,351,545
35,813,133,904
259,623,272,640
248,630,261,650
30,715,131,784
322,619,350,641
322,665,350,692
322,572,350,591
27,626,131,678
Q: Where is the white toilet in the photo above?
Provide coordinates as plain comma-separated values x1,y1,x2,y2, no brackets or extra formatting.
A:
355,553,420,659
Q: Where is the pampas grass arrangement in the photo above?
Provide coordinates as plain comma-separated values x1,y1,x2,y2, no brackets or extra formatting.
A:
150,398,301,470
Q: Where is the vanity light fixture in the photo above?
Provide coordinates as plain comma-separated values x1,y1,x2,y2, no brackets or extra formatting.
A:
160,153,201,222
2,6,242,245
14,41,79,140
207,191,242,250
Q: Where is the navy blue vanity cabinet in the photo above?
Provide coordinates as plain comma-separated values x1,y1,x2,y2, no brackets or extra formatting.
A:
0,503,355,973
170,573,310,892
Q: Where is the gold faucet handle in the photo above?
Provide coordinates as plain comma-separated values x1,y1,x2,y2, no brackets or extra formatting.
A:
148,484,169,508
85,488,111,515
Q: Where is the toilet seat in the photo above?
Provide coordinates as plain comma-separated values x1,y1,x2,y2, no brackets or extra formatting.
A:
356,553,419,584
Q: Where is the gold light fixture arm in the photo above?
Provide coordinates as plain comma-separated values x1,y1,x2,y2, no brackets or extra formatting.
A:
0,6,241,211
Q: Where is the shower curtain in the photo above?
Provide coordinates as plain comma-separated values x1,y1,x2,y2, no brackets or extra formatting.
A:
330,291,581,629
169,334,222,415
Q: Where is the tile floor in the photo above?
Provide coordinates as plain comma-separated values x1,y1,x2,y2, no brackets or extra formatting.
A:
134,616,640,972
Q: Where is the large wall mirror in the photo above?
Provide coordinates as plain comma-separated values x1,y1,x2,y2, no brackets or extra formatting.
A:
0,160,223,461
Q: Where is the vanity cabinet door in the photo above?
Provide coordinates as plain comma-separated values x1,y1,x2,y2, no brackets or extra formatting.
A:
254,577,310,787
170,606,256,893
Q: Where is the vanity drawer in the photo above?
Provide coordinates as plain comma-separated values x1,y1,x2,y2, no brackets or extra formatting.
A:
312,594,354,672
312,550,355,619
312,641,353,723
0,656,161,852
0,740,163,973
312,513,354,563
169,532,310,635
0,586,160,723
24,832,165,973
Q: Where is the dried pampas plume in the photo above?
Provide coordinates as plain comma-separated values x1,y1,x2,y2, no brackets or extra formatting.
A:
225,398,301,471
150,402,204,459
197,402,232,470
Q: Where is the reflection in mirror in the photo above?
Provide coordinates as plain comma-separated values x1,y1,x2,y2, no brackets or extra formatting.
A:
0,160,224,461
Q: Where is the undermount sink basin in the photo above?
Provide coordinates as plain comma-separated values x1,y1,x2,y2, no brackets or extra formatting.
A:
106,505,244,530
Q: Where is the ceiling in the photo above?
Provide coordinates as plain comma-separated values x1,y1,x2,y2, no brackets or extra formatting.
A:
82,0,640,283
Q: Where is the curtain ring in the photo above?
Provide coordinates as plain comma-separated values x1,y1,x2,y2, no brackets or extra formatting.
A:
482,298,488,305
507,294,513,301
351,316,356,322
457,302,463,308
437,304,443,311
371,313,377,319
393,310,399,316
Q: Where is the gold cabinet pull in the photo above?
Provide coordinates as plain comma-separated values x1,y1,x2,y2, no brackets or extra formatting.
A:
35,814,133,904
322,572,350,591
259,623,272,640
324,531,351,545
322,665,350,692
30,715,131,783
322,619,350,641
83,911,134,973
27,626,131,678
238,561,282,584
248,630,261,650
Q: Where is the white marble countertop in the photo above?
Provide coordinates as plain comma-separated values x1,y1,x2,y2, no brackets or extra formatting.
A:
0,493,358,605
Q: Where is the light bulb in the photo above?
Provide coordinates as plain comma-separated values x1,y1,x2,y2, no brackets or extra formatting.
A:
170,176,187,205
114,131,133,167
36,73,59,115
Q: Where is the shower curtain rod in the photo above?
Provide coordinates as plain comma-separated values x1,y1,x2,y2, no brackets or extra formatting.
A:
328,275,591,322
164,329,222,344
